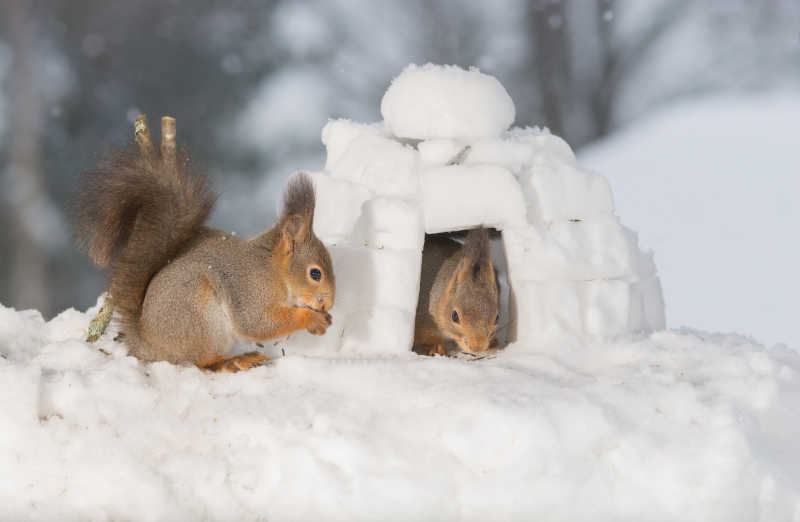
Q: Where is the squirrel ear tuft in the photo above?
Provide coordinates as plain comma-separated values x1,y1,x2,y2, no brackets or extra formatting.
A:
454,255,473,285
281,213,311,246
277,173,316,251
280,173,315,223
462,227,492,280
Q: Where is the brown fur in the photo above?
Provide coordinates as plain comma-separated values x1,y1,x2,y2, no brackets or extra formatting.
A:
74,144,335,367
413,228,499,356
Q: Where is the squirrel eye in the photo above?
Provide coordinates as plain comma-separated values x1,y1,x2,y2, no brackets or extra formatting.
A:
495,313,500,325
451,310,460,324
309,267,322,281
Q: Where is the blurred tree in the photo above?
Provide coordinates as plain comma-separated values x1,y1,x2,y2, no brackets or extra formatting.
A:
515,0,693,147
1,0,57,312
528,0,571,139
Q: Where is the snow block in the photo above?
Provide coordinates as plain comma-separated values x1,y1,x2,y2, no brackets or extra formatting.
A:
351,197,424,251
330,246,421,312
340,308,416,355
583,280,634,337
308,172,371,243
328,134,419,197
464,131,577,170
322,119,387,169
462,138,536,171
634,275,667,331
514,279,642,341
503,218,636,281
514,280,582,341
422,164,527,233
381,64,515,140
521,160,615,224
417,139,466,167
505,128,576,163
624,227,659,279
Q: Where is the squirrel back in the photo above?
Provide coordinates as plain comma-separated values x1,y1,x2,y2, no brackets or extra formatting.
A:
75,118,334,370
414,228,500,356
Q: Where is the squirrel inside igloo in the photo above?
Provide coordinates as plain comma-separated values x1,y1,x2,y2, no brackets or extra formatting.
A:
278,64,665,357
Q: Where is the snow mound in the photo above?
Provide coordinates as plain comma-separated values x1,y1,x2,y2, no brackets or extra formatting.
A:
380,64,515,140
579,93,800,350
2,302,799,521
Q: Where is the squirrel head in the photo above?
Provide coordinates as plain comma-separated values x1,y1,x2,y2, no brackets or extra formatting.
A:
431,228,499,355
275,173,335,313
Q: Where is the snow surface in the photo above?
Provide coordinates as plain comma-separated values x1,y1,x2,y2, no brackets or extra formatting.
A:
1,301,799,521
579,93,800,351
381,64,515,140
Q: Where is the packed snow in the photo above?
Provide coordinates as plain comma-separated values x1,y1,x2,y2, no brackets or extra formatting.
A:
579,93,800,351
381,64,515,140
1,301,799,521
2,66,798,521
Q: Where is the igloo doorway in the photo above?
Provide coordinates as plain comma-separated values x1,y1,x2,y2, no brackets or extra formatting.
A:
411,228,515,358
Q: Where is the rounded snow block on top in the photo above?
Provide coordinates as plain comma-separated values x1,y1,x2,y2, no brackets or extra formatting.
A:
381,64,515,140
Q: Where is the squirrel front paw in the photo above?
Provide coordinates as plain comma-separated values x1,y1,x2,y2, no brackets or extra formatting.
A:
304,309,332,335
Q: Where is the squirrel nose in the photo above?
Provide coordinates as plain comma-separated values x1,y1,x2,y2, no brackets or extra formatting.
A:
465,336,490,353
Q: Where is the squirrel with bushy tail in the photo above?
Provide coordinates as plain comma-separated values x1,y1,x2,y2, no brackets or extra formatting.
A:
74,115,335,372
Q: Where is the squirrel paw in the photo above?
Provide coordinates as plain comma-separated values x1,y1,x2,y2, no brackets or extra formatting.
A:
305,309,332,335
203,351,270,373
427,344,448,357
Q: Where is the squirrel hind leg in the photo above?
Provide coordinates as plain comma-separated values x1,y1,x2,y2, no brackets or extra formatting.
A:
201,351,270,373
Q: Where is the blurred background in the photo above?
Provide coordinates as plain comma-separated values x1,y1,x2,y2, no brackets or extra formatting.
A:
1,0,798,347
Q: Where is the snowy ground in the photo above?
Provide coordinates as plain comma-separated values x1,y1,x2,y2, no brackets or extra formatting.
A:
2,300,799,521
579,93,800,350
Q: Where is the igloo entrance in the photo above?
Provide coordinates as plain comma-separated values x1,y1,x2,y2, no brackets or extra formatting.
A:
276,64,664,357
411,228,514,358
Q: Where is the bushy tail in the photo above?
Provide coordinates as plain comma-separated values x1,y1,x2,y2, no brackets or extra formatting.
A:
74,146,216,340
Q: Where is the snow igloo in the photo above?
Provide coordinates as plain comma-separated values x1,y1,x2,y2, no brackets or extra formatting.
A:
280,64,665,356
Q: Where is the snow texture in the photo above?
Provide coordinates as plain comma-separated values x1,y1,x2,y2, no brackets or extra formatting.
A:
381,63,515,140
579,93,800,351
294,64,664,356
1,301,799,521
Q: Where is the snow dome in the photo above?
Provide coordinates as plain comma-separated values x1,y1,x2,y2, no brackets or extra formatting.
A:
282,64,665,356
